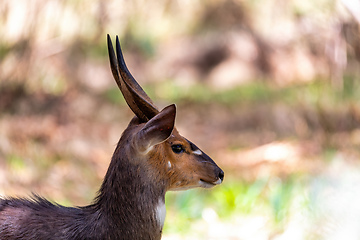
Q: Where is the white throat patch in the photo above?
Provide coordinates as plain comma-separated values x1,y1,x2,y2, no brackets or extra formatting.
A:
156,200,166,229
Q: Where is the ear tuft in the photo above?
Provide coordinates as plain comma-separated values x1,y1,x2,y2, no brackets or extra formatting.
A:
136,104,176,153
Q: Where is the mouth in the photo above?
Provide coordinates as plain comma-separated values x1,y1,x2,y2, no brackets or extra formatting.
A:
199,178,222,188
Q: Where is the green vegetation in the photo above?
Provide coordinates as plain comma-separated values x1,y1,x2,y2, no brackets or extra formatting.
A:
103,78,360,107
164,175,310,236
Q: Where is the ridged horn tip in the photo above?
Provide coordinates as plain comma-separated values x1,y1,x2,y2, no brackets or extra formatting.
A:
107,34,159,122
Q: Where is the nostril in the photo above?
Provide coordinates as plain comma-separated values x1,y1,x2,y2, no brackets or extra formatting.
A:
218,170,224,181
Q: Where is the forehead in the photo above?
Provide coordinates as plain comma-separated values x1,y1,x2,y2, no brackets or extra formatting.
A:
167,128,184,142
166,129,199,150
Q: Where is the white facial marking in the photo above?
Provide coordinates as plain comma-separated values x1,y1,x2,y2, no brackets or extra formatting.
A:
156,200,166,229
199,180,213,188
167,161,172,169
214,178,222,185
140,145,153,155
192,149,202,155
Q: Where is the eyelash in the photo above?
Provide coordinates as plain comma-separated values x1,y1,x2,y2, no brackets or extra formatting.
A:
171,144,185,154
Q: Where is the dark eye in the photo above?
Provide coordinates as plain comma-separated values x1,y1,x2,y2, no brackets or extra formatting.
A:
171,144,185,154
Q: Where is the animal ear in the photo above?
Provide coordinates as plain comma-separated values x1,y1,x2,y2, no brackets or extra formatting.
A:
136,104,176,153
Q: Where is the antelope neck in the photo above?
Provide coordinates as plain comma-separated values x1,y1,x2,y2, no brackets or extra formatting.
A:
93,141,167,237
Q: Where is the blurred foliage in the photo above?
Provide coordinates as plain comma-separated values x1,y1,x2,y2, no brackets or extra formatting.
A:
164,175,310,237
134,78,360,106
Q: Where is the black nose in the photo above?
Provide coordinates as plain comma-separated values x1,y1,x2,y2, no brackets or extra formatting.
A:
218,169,224,181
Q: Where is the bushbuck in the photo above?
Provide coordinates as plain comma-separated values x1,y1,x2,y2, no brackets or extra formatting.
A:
0,35,224,240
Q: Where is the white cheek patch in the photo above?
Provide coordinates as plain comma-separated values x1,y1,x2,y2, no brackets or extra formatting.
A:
214,178,222,185
140,145,154,155
156,200,166,229
192,149,202,155
167,161,172,168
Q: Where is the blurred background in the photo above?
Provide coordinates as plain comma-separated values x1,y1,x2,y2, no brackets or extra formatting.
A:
1,0,360,239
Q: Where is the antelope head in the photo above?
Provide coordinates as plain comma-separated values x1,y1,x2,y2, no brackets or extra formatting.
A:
107,35,224,192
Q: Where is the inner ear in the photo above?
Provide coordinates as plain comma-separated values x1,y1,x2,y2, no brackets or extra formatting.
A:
136,104,176,153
